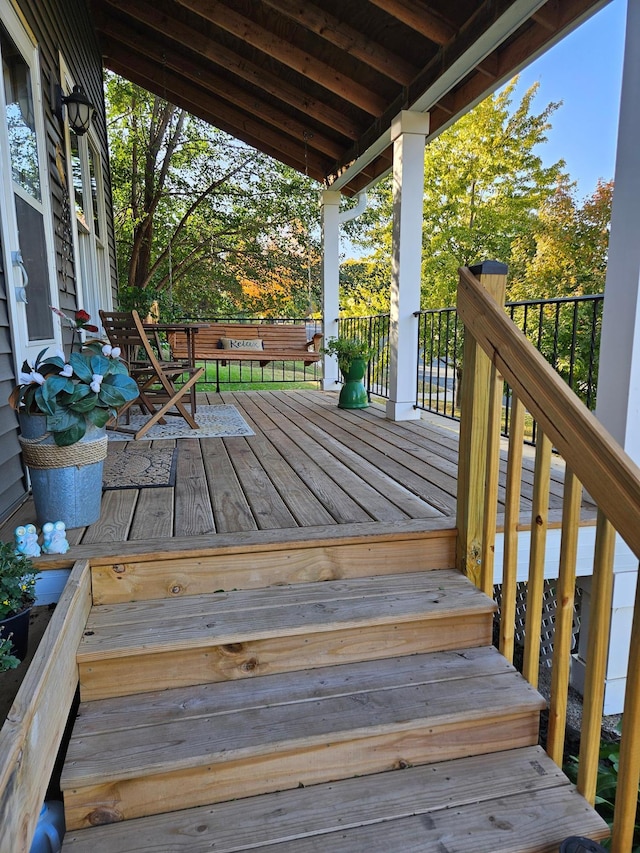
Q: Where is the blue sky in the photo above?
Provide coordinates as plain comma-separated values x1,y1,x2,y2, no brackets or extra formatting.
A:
510,0,626,200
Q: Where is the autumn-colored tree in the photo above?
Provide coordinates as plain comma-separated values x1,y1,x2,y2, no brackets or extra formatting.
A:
510,178,613,299
106,74,321,318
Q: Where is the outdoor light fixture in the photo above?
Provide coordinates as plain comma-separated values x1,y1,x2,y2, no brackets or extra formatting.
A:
54,83,95,135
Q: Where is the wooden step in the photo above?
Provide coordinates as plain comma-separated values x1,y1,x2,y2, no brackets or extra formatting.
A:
76,569,495,700
86,519,458,605
61,645,545,830
61,746,608,852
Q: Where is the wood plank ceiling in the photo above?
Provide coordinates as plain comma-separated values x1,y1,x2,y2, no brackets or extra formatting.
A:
88,0,609,196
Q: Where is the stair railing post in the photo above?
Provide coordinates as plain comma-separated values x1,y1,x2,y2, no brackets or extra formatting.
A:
456,261,508,587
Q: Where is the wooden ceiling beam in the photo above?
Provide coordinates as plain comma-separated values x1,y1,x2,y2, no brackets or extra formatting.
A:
532,1,561,31
367,0,457,44
99,0,363,141
174,0,387,115
426,0,603,141
98,16,346,160
102,43,332,181
259,0,418,85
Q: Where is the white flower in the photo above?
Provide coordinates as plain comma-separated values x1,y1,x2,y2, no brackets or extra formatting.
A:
28,371,45,385
90,373,104,393
102,344,121,359
59,363,73,378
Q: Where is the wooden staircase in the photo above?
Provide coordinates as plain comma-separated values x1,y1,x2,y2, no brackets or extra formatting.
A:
60,538,608,852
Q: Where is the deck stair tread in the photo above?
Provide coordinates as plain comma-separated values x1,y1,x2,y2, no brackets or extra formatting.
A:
61,645,546,828
61,746,608,852
78,569,494,660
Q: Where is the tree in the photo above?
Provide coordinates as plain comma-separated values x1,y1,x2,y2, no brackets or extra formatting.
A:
106,75,321,318
510,178,613,299
339,259,390,316
352,80,567,308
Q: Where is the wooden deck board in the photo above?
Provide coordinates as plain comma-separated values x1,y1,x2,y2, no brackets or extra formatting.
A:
224,436,298,529
78,570,490,657
61,746,606,853
199,437,258,533
127,488,174,540
222,399,336,527
64,652,541,787
229,392,375,524
173,438,216,536
266,392,456,515
236,391,413,522
0,391,594,552
245,390,440,519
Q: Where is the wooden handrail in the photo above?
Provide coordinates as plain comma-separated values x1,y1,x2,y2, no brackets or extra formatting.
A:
457,265,640,852
458,264,640,560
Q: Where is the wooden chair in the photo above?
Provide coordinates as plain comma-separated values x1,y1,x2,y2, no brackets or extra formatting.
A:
99,309,204,440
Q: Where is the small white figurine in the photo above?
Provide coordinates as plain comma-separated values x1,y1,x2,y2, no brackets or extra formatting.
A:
42,521,69,555
14,523,41,557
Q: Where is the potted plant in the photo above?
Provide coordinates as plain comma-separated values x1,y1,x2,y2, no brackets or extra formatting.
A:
321,336,375,409
8,338,139,528
0,541,38,666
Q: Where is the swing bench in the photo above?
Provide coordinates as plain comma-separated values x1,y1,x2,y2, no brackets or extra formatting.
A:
167,322,323,392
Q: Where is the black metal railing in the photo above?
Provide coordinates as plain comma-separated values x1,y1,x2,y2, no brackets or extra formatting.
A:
415,294,604,440
338,294,603,440
416,306,461,418
338,314,390,399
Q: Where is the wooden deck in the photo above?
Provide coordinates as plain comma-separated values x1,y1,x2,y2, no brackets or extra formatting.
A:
1,389,592,556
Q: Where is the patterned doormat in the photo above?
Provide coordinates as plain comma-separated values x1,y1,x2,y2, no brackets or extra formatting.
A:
103,445,177,490
107,404,255,441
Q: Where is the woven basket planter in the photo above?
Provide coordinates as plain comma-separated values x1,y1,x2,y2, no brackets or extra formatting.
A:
18,414,107,529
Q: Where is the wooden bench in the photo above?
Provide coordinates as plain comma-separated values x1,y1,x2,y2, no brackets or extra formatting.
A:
167,322,323,391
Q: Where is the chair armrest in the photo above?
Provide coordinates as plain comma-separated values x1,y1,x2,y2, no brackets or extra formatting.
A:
307,332,323,352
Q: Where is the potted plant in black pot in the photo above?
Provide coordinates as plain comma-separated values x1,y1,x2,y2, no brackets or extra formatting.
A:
0,541,38,667
322,337,375,409
8,339,139,528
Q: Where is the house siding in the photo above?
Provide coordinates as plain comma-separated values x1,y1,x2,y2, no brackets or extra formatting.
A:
0,0,115,524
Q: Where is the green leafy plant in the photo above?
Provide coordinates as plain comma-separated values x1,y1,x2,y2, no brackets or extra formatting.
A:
565,726,640,851
0,541,37,620
321,337,375,375
9,340,139,446
0,630,20,672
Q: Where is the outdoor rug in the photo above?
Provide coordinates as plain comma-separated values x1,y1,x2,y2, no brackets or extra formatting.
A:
103,445,178,490
107,404,255,442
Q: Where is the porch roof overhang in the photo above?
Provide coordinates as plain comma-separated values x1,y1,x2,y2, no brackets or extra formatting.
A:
87,0,610,197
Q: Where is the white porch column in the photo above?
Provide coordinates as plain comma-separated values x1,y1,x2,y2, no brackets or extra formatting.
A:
571,0,640,714
321,189,341,391
386,110,429,421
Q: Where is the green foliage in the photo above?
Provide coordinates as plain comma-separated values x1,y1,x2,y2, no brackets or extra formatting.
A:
509,178,613,300
106,74,321,319
565,729,640,851
10,342,139,446
339,259,390,315
351,79,568,309
0,631,20,672
321,337,375,374
0,541,37,619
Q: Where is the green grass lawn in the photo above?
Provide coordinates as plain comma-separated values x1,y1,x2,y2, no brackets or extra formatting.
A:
196,359,322,392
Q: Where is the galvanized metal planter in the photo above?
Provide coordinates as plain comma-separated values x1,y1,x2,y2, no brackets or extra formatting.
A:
18,414,107,529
